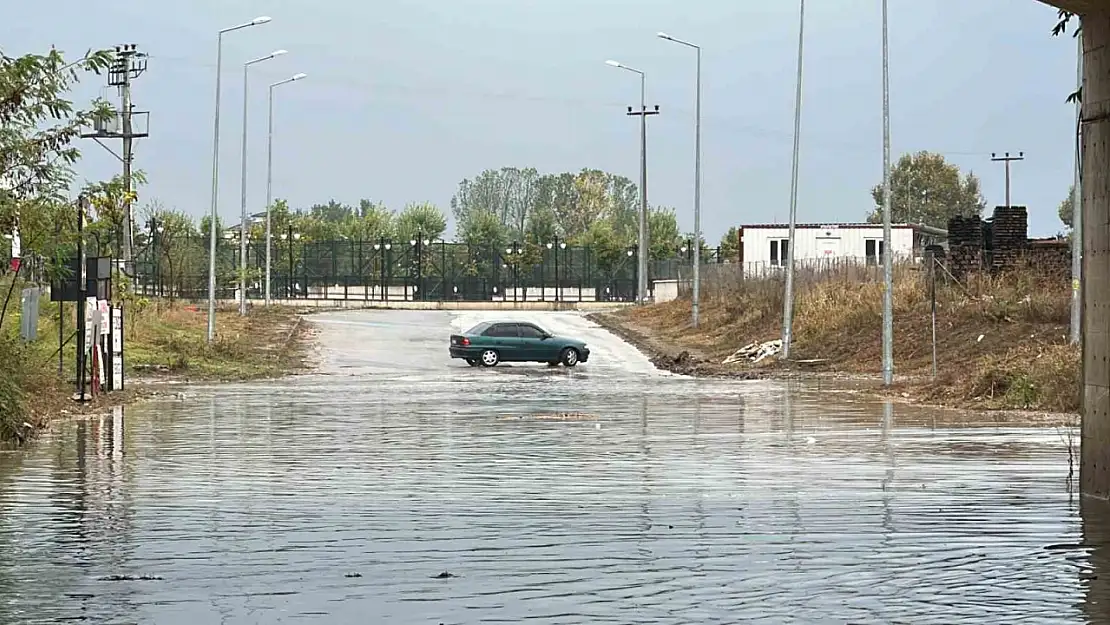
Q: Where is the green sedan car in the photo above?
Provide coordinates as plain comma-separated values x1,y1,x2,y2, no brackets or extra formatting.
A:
449,320,591,367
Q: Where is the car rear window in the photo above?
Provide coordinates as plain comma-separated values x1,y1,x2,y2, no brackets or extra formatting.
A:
465,322,491,335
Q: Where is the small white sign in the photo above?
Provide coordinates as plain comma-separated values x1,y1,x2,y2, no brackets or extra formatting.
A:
111,307,123,391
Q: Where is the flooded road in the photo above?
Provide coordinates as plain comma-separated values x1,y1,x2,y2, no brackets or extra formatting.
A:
0,309,1100,624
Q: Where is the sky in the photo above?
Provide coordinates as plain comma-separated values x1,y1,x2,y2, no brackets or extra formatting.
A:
8,0,1079,241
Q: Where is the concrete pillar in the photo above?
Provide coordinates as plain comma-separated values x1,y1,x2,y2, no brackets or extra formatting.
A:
1083,10,1110,497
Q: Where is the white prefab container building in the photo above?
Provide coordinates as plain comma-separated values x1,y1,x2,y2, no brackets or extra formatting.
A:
736,223,945,267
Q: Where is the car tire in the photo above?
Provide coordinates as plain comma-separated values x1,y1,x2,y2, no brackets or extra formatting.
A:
479,349,500,367
466,358,480,367
560,347,580,367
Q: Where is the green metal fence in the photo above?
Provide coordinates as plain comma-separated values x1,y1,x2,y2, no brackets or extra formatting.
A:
131,237,729,303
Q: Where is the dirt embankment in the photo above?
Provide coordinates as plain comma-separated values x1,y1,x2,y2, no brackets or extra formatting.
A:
591,266,1079,414
2,302,316,447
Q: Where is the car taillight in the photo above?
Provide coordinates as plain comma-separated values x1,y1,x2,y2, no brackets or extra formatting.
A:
461,337,470,346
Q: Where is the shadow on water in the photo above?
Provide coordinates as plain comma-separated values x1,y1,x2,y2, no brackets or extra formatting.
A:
0,309,1102,623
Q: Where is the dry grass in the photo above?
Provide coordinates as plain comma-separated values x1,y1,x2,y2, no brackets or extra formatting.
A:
0,285,313,446
125,301,311,380
617,260,1078,412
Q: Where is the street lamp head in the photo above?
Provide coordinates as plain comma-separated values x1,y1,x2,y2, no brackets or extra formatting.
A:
559,242,567,249
657,32,672,40
410,239,417,246
505,247,513,255
627,250,634,256
546,242,553,249
291,72,307,81
251,16,272,25
292,232,301,240
605,60,622,68
270,49,288,58
423,239,430,246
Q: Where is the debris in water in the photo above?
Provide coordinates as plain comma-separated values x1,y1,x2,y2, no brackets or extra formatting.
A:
98,574,163,581
432,571,458,579
344,572,362,578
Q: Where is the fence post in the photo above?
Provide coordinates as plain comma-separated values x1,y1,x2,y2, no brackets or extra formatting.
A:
930,253,938,380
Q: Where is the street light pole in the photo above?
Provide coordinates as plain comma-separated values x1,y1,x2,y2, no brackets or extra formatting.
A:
658,32,702,328
238,49,287,316
782,0,805,360
606,59,657,305
1071,31,1083,345
265,72,307,306
207,15,272,343
881,0,894,386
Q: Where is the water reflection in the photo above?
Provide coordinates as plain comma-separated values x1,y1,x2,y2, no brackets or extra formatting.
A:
0,376,1095,624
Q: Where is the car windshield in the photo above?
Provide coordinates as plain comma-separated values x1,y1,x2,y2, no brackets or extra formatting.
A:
464,322,491,335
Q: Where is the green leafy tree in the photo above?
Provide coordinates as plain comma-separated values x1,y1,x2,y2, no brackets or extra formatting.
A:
308,199,355,224
140,202,201,299
574,219,623,271
394,202,447,242
459,209,509,249
1059,184,1076,229
0,47,114,242
83,171,147,255
647,206,681,260
524,205,557,245
451,167,541,239
342,200,393,240
719,226,740,261
867,151,985,228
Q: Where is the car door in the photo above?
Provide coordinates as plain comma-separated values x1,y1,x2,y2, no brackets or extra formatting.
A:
482,323,520,360
515,323,549,360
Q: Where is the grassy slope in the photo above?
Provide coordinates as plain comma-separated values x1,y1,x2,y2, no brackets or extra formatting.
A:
1,291,313,446
605,265,1078,413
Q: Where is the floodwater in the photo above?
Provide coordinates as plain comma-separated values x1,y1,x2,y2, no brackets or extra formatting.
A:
0,309,1104,624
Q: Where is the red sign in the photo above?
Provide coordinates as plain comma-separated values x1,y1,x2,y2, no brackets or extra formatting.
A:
8,258,20,273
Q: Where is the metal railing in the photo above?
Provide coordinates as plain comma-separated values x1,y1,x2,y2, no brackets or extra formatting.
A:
129,237,733,303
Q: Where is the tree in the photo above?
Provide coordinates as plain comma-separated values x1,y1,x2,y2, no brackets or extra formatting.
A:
867,151,985,228
452,167,640,245
1059,184,1076,229
458,209,509,250
394,202,447,242
719,226,740,261
574,219,623,271
308,199,354,224
343,200,393,240
139,202,201,299
1,48,112,236
83,171,147,255
647,207,681,260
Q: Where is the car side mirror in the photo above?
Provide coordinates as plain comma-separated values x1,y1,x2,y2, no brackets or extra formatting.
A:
541,334,552,340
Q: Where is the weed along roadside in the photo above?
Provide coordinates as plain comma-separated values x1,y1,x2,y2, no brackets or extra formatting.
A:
0,297,315,447
591,260,1080,415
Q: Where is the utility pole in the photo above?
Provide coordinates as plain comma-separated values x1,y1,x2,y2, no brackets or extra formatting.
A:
628,101,660,305
111,45,147,273
606,59,658,305
82,45,148,275
990,151,1024,207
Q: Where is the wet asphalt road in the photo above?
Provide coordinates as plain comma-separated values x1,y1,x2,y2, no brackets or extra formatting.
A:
0,309,1101,624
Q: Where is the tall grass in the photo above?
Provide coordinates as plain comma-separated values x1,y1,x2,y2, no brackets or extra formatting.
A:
642,257,1078,411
